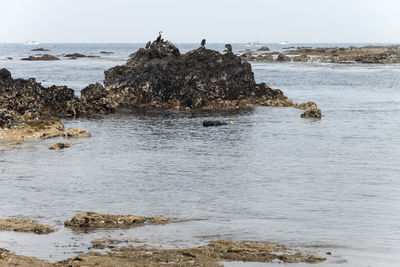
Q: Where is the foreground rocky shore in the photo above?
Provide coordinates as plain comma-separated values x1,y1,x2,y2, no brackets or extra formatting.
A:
0,212,327,266
241,45,400,64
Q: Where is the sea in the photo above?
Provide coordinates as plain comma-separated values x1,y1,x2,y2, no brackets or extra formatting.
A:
0,43,400,266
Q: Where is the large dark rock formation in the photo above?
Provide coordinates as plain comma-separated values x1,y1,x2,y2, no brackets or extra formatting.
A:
0,69,79,117
0,69,114,118
104,39,287,110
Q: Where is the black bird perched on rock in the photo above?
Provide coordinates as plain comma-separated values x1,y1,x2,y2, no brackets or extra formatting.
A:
225,44,232,53
145,41,151,49
201,39,206,47
156,31,163,43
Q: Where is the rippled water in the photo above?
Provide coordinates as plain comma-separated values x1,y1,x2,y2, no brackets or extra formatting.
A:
1,43,400,266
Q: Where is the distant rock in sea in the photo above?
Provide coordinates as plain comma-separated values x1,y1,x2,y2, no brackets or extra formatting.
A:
21,54,59,61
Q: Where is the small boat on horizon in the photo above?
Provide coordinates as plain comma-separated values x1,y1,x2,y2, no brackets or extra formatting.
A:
246,41,261,47
279,41,290,45
24,40,40,45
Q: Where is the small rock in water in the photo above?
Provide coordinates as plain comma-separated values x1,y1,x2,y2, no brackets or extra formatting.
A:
63,128,91,138
203,120,228,127
49,142,72,150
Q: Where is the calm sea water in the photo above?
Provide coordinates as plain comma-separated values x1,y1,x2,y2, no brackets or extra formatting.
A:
0,43,400,266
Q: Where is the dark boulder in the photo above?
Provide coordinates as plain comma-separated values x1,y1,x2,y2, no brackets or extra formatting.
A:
104,38,283,110
0,68,11,80
276,54,291,62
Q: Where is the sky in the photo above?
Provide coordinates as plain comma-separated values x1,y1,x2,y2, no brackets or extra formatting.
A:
0,0,399,43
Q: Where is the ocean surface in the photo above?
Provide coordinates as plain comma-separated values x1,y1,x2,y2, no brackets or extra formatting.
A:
0,43,400,266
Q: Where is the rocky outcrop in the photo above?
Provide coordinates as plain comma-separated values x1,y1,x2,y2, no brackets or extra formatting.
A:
0,110,92,143
0,218,55,234
79,83,117,115
21,54,59,61
0,71,79,117
0,69,114,118
285,45,400,63
104,39,286,110
299,102,322,119
64,212,169,229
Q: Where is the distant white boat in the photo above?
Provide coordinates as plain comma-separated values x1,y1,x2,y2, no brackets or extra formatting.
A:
246,41,261,47
24,40,40,45
279,41,290,45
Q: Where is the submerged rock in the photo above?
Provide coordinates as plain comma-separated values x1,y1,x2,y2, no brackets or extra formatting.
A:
104,38,286,110
203,120,228,127
63,128,91,138
64,212,169,229
31,48,50,52
21,54,59,61
49,142,71,150
0,218,55,234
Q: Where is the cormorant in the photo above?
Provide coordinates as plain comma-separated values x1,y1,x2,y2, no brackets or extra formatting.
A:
145,41,151,49
225,44,232,53
201,39,206,47
156,31,163,43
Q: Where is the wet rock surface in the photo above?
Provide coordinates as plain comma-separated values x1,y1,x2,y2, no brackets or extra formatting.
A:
64,212,169,229
21,54,60,61
0,110,91,143
0,240,326,266
0,218,55,234
104,38,286,110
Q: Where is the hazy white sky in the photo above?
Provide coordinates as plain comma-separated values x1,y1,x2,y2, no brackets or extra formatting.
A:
1,0,399,43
